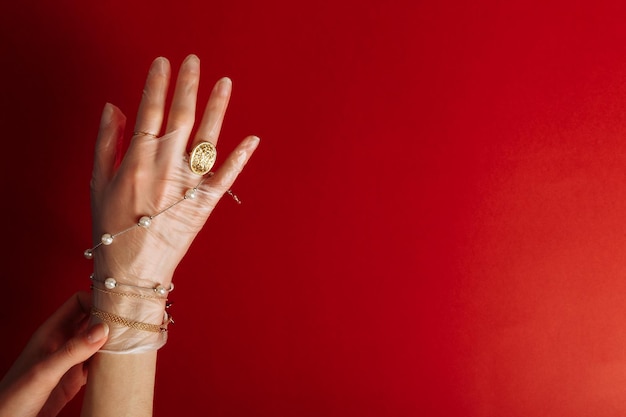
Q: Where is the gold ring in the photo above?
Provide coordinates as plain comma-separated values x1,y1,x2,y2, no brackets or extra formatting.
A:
133,130,159,139
189,141,217,175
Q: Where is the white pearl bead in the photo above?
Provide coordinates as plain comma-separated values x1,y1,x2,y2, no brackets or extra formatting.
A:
138,216,152,228
185,188,197,199
84,249,93,259
101,234,113,245
104,278,117,289
155,285,167,296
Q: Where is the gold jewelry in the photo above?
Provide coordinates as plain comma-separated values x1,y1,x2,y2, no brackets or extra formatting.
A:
133,130,159,138
91,307,170,333
90,274,173,296
83,176,240,259
91,285,166,300
189,141,217,175
226,189,241,204
207,172,242,204
84,179,205,259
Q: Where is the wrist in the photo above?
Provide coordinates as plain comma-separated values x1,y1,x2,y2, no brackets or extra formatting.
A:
88,272,174,354
92,251,176,288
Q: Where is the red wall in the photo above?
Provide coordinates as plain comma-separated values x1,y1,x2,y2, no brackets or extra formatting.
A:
3,1,626,416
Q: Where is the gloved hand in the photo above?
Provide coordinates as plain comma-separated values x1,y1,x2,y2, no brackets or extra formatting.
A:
90,54,259,287
88,54,259,352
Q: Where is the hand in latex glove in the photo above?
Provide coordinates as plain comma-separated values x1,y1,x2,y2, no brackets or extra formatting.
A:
90,54,259,287
0,292,109,417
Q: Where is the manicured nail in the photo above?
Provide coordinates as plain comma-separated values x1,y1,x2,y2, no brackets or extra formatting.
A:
86,323,109,343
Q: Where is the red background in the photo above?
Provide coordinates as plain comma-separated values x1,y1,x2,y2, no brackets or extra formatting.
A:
3,1,626,416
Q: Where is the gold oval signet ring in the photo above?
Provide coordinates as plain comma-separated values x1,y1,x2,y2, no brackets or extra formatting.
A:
189,141,217,175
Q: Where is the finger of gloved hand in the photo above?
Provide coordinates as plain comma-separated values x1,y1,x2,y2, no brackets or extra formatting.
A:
191,76,232,150
91,103,127,197
133,56,170,139
163,55,200,152
206,135,260,198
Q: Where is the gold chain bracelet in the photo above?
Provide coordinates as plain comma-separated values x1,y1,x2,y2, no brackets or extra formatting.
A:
91,285,166,300
91,307,168,333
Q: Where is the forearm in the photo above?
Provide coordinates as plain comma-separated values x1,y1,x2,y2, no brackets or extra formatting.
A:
81,351,157,417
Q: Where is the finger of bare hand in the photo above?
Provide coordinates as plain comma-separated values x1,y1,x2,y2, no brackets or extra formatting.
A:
42,322,109,383
37,364,89,417
8,321,109,416
34,291,92,342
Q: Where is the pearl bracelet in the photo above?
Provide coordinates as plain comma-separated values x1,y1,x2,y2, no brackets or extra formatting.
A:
90,274,173,297
91,284,172,301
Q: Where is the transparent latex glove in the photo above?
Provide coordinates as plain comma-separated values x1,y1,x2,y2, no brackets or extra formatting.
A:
0,292,108,417
90,54,259,288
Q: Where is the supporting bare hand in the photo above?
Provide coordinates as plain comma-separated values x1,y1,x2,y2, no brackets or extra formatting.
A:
0,292,109,417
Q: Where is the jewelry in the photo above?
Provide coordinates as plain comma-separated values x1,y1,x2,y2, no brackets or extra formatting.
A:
226,189,241,204
84,180,205,259
133,130,159,138
189,141,217,175
91,307,170,333
206,172,241,204
91,285,167,300
83,169,241,259
90,274,174,296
